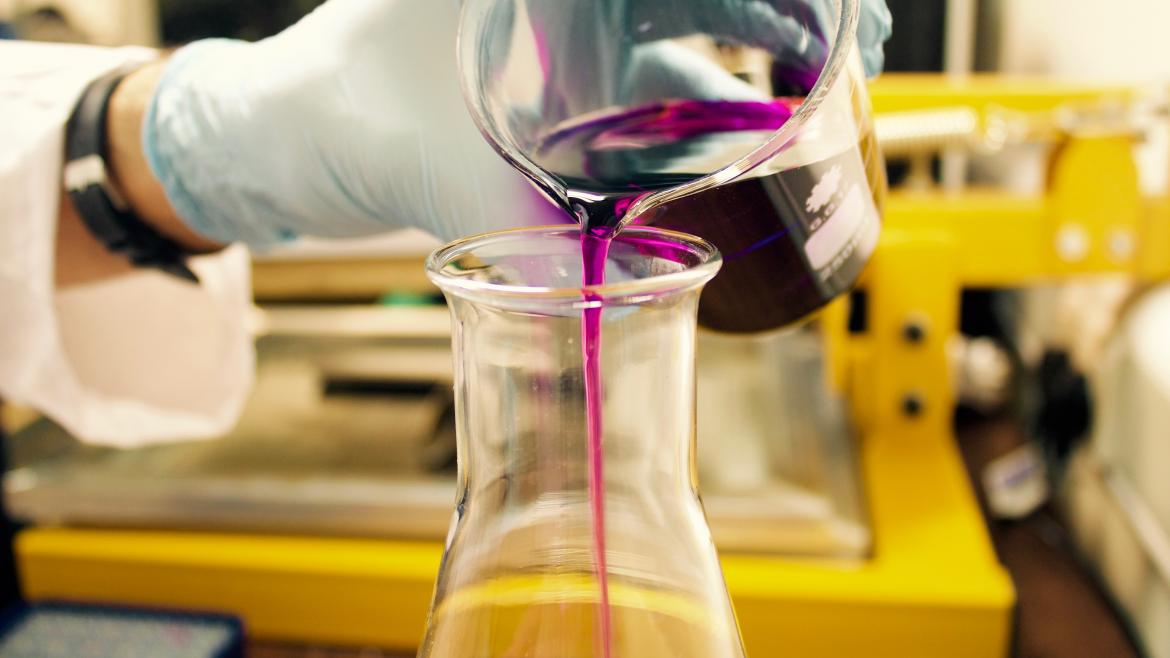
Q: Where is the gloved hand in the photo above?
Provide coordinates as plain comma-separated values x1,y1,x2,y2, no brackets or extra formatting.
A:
146,0,891,249
857,0,894,77
145,0,561,249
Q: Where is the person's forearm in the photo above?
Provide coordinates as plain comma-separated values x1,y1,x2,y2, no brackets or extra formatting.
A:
56,60,224,287
106,61,223,253
56,191,135,287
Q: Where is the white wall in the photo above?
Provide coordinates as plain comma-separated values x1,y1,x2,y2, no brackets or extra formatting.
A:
4,0,157,46
995,0,1170,82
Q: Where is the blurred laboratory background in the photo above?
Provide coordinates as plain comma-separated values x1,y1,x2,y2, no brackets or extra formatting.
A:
3,1,1170,657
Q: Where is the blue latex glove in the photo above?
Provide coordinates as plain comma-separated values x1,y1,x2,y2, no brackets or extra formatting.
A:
145,0,561,248
146,0,891,249
858,0,894,77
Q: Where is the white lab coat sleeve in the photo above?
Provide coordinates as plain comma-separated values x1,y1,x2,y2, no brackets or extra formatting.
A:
0,41,254,448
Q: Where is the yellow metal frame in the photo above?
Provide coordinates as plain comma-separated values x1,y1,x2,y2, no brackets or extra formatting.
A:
16,426,1010,657
869,73,1135,115
17,75,1170,657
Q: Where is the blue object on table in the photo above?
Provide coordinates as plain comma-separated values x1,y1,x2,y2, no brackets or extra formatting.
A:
0,602,244,658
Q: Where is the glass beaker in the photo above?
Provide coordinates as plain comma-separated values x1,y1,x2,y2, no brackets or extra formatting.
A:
459,0,885,332
419,227,743,658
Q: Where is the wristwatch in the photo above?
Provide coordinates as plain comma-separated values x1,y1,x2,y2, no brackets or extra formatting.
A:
63,64,200,283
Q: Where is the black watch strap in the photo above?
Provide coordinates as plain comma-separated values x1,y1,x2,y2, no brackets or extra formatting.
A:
63,65,199,283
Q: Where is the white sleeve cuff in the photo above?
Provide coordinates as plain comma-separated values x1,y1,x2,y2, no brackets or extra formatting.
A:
0,41,255,447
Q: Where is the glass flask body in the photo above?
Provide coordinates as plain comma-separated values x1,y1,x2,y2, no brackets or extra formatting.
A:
420,227,743,658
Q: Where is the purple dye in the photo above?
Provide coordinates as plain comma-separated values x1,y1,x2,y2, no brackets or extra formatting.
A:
580,230,612,658
540,98,885,332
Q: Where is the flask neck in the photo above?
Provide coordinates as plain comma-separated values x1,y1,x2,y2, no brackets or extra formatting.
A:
449,293,702,506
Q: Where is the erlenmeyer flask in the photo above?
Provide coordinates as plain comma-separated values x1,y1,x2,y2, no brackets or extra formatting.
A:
419,227,743,658
459,0,886,332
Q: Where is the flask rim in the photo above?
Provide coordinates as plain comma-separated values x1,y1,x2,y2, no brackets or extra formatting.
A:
426,225,722,308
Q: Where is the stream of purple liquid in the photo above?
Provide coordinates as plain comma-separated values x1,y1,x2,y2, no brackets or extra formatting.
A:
580,230,612,658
